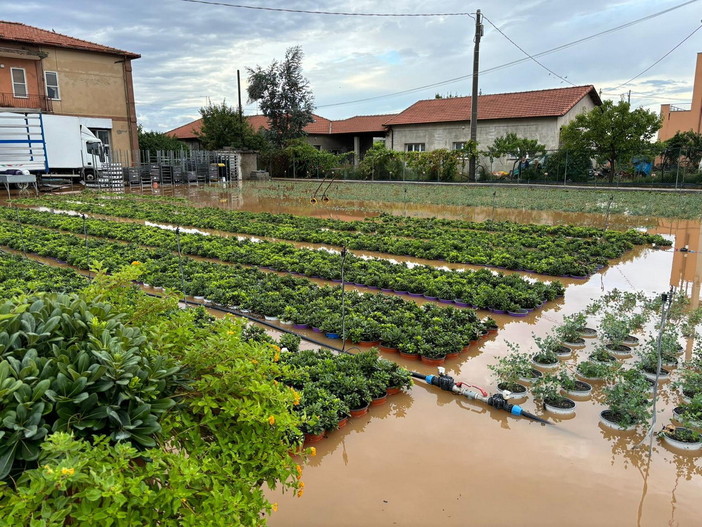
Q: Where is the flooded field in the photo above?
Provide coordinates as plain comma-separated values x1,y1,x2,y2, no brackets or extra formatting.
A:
4,183,702,525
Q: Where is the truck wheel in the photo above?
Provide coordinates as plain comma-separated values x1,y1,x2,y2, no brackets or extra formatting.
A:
85,171,96,182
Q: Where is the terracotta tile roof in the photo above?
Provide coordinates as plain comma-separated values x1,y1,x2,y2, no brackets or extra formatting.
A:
330,114,396,134
169,113,340,139
167,119,203,139
383,85,601,126
0,20,140,59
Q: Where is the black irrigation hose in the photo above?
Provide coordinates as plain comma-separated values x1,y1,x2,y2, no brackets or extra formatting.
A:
410,371,553,425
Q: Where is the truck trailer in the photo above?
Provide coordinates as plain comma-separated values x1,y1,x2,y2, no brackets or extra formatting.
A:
0,111,110,184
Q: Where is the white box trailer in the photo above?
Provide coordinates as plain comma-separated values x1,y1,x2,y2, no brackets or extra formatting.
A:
0,111,111,183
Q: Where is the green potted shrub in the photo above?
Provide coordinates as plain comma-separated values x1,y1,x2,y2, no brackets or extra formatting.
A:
600,371,652,430
555,313,587,346
532,373,576,415
658,424,702,451
576,360,615,382
673,392,702,429
531,334,565,369
557,370,592,397
488,345,539,395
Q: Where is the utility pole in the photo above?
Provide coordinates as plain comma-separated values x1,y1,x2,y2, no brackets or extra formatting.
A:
237,70,244,147
468,9,483,182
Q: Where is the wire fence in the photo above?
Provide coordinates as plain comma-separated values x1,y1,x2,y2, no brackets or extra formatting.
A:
270,148,702,189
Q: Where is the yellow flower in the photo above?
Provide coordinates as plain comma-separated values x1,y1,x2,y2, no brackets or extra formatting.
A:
274,352,280,362
61,467,75,476
271,503,278,512
297,489,304,498
131,261,141,266
268,415,276,425
295,464,303,477
309,447,316,457
227,330,235,335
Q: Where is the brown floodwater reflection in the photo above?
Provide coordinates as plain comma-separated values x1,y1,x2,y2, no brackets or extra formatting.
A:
8,183,702,526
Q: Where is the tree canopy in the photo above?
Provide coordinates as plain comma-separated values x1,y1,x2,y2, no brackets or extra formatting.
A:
247,46,315,148
560,101,661,181
196,101,268,151
661,130,702,169
137,125,185,154
482,132,546,161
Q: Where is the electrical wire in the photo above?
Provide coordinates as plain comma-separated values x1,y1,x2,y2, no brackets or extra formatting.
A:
482,15,574,87
179,0,475,17
606,23,702,92
317,0,700,108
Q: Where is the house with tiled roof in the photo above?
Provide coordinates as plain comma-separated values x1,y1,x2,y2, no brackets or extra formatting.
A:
168,113,395,161
0,20,140,155
384,85,601,171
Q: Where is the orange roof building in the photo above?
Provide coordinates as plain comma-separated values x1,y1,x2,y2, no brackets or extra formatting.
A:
167,86,601,166
384,86,601,157
0,20,140,154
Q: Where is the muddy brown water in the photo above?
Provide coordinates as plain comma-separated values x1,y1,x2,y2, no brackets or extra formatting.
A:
4,184,702,526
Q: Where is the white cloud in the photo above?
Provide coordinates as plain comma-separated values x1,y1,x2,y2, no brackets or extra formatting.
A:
8,0,701,130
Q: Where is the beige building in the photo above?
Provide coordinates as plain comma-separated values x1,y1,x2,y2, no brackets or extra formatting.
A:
659,52,702,142
383,85,601,172
0,20,140,156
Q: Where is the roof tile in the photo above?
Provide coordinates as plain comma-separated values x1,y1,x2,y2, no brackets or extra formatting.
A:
383,85,601,126
0,20,140,58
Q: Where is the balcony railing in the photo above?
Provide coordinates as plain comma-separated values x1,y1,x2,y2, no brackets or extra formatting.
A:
0,93,53,112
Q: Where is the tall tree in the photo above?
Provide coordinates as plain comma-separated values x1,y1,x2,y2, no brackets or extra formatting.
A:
247,46,314,148
196,101,267,151
560,100,661,182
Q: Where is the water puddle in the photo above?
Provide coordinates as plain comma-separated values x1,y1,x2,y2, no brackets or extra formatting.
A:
5,183,702,525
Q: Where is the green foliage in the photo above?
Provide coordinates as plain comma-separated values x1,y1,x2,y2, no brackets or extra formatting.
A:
137,124,185,155
247,46,315,147
0,292,179,482
404,148,476,182
661,130,702,169
603,369,653,427
0,251,87,297
280,139,349,178
542,149,593,182
358,142,406,180
560,100,661,182
197,100,268,151
482,132,545,162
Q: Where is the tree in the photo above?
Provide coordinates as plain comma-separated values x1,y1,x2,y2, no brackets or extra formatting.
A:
482,133,546,177
247,46,315,148
196,101,268,151
662,130,702,170
560,100,661,182
138,125,185,155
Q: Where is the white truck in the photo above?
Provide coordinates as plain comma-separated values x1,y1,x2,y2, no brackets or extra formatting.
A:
0,111,109,184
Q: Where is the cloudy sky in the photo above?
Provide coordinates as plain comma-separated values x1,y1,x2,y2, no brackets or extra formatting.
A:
5,0,701,132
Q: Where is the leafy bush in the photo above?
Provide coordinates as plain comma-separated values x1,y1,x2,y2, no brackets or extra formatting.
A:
0,292,179,481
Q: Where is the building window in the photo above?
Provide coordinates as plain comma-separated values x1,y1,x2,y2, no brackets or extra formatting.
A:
453,142,467,150
405,143,425,152
11,68,27,98
45,71,60,100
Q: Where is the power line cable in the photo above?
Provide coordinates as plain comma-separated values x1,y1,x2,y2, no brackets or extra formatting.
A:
317,0,700,108
482,15,575,86
605,22,702,92
179,0,475,17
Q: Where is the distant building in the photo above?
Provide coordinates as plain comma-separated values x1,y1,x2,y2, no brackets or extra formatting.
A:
659,52,702,142
167,113,394,163
0,20,140,157
383,85,601,171
168,85,602,172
